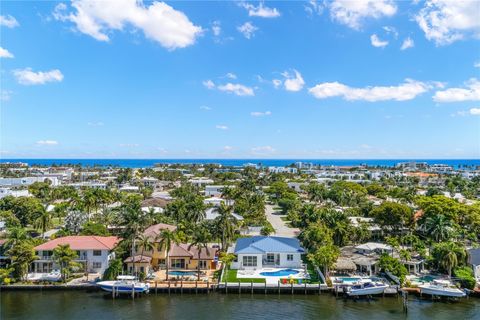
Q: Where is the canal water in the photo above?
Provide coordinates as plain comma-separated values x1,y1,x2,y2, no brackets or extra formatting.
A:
1,291,479,320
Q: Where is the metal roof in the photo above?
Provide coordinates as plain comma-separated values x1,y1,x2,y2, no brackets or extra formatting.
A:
234,236,305,254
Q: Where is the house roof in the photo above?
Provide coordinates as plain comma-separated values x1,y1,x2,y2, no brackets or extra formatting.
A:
124,255,152,263
34,236,119,251
141,198,169,208
234,236,305,254
143,223,177,239
169,243,217,260
355,242,392,252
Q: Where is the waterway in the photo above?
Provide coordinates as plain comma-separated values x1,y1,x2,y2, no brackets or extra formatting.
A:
1,291,479,320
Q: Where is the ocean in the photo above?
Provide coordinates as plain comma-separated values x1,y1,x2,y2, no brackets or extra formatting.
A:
0,158,479,168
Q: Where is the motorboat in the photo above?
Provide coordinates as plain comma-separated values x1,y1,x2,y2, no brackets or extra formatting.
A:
346,281,388,296
43,270,62,282
97,275,150,294
418,279,466,298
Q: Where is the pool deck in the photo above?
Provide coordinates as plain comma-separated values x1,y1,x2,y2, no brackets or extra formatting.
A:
237,268,308,285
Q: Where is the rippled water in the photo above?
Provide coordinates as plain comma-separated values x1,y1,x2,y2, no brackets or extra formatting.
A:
1,291,479,320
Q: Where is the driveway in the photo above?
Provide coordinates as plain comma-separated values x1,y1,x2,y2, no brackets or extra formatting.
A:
265,204,300,238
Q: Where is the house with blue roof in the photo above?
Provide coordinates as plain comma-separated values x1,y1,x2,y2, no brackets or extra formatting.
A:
231,236,305,270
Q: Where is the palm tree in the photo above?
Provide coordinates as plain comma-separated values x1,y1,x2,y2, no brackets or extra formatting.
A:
441,250,458,277
5,227,28,250
213,203,237,251
53,244,79,282
188,227,211,281
136,234,155,274
422,214,453,242
35,209,52,239
156,229,180,281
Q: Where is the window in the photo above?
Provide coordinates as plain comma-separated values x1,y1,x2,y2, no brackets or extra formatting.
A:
242,256,257,267
287,254,294,261
171,259,185,269
93,250,102,256
92,262,102,269
199,260,207,269
266,254,275,263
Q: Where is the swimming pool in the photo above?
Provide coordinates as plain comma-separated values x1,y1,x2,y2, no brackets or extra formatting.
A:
168,271,197,276
259,269,300,277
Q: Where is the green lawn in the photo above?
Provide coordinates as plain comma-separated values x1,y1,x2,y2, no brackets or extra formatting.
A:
222,269,265,283
302,256,322,284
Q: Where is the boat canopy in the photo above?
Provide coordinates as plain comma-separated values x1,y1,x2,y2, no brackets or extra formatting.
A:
117,275,136,280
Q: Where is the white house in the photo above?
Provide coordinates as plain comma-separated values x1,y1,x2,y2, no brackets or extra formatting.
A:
0,188,30,199
205,185,226,197
0,176,60,187
231,236,305,270
33,236,119,275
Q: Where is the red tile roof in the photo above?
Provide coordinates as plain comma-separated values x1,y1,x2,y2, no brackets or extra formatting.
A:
34,236,119,251
169,243,217,260
143,223,177,239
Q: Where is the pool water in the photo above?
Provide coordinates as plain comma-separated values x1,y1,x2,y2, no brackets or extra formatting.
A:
168,271,198,276
259,269,300,277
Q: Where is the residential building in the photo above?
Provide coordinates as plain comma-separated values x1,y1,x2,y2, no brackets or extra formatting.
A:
231,236,305,270
33,236,119,275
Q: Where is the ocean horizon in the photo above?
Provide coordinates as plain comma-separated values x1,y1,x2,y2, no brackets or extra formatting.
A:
1,158,479,168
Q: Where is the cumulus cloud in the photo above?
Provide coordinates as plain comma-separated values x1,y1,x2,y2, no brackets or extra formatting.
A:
225,72,237,79
237,21,258,39
53,0,202,50
475,61,480,68
240,2,281,18
217,83,254,96
433,78,480,102
272,79,282,89
282,69,305,92
470,108,480,115
37,140,58,145
0,47,14,58
415,0,480,46
223,145,233,151
251,146,275,155
400,37,414,50
13,68,64,85
212,20,221,36
251,111,272,117
329,0,397,30
0,15,19,28
215,125,229,130
309,79,430,102
305,0,324,16
203,79,215,89
370,34,388,48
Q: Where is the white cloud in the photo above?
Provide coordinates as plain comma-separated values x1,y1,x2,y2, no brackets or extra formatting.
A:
370,34,388,48
272,79,282,89
383,26,398,38
37,140,58,146
217,83,254,96
212,20,221,36
415,0,480,46
0,90,12,101
0,47,14,58
305,0,324,16
216,125,229,130
225,72,237,79
251,111,272,117
309,79,430,102
237,21,258,39
400,37,414,50
223,145,233,151
433,78,480,102
240,2,281,18
53,0,202,50
470,108,480,115
474,61,480,68
203,79,215,89
251,146,275,155
282,69,305,92
87,121,104,126
329,0,397,30
200,105,211,111
13,68,64,85
0,15,19,28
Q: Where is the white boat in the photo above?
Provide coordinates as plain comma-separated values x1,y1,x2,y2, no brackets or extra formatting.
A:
346,281,388,296
418,279,466,298
97,275,150,294
43,270,62,282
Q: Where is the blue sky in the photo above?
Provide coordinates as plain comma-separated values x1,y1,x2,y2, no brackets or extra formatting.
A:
1,0,479,159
